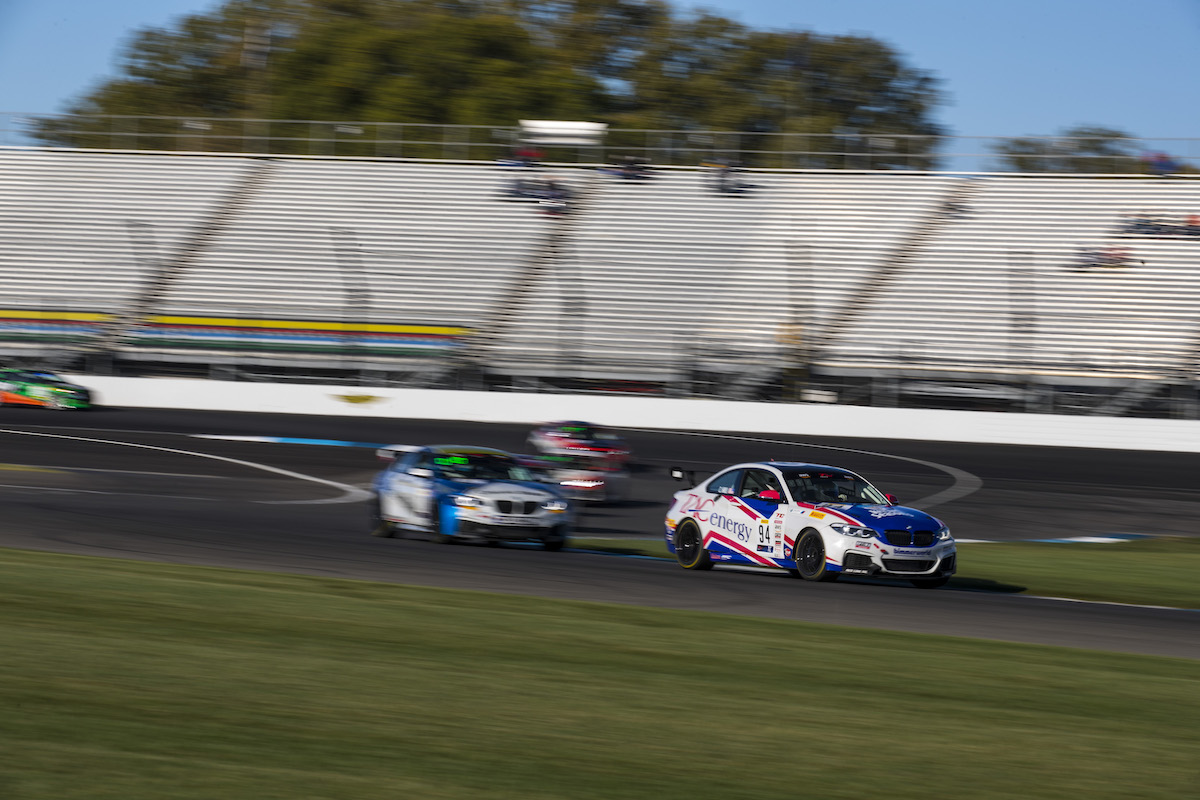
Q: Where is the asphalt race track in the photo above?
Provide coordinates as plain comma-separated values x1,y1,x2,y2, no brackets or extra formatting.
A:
1,405,1197,659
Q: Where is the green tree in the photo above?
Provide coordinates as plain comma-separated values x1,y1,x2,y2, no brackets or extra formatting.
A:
33,0,945,167
990,125,1146,173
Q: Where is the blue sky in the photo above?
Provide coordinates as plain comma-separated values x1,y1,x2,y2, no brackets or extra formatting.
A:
1,0,1198,141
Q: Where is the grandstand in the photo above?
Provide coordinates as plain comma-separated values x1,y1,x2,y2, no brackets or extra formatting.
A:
825,176,1200,397
1,146,1197,414
0,149,248,354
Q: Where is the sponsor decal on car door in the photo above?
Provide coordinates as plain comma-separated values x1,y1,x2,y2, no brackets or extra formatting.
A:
389,469,433,526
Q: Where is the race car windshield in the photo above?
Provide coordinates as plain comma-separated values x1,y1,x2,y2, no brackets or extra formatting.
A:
779,469,889,505
546,454,619,472
437,454,535,482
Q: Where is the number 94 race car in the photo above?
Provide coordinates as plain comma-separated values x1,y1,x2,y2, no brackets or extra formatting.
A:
665,461,956,588
372,445,572,550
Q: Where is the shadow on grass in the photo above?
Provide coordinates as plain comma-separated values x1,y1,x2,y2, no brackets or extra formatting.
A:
947,576,1027,594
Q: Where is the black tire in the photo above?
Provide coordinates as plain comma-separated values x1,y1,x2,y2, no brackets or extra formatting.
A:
542,528,566,552
431,505,453,544
793,529,838,582
369,496,396,538
674,521,713,570
911,576,950,589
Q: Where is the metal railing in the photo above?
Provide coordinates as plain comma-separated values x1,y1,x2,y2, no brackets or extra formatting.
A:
3,112,1198,173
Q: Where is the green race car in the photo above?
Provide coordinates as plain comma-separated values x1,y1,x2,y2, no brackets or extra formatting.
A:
0,368,93,410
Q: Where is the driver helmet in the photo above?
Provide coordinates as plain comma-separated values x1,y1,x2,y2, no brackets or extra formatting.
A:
758,488,782,501
812,478,840,499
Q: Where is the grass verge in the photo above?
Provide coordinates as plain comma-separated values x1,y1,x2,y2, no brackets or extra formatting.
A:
1,546,1198,800
570,536,1200,608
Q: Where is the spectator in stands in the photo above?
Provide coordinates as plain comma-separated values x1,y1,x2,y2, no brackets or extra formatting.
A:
540,178,570,216
1186,215,1200,237
1070,247,1140,270
1143,151,1179,177
1070,247,1101,271
1124,212,1156,235
1101,247,1131,268
705,161,745,194
515,146,543,167
601,156,653,180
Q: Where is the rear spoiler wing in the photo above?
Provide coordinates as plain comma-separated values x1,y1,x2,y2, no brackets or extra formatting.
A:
376,444,421,461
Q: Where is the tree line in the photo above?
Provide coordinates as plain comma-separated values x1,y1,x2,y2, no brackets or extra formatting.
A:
32,0,944,167
32,0,1183,172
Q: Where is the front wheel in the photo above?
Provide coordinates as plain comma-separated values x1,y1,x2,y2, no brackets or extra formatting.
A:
793,529,838,582
674,521,712,570
542,527,567,552
432,505,454,544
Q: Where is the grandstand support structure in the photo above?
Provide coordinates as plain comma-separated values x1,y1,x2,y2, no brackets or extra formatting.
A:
330,227,371,361
1097,325,1200,418
88,157,278,353
814,178,979,358
465,170,597,375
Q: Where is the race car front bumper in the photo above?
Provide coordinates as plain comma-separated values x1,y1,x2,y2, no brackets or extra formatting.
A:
456,518,562,541
840,550,956,577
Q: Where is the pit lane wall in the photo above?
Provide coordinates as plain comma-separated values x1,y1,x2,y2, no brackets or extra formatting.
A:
66,375,1200,454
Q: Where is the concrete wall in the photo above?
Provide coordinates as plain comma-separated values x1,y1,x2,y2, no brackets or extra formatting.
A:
67,375,1200,454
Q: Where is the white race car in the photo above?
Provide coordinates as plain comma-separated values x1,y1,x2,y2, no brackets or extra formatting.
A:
664,461,956,588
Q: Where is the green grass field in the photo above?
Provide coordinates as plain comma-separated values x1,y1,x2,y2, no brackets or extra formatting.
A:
1,546,1198,800
571,536,1200,608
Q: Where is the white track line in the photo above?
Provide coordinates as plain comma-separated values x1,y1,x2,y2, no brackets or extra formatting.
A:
627,427,983,509
0,428,371,505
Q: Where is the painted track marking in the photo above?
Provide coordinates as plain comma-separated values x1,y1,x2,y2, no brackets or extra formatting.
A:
0,428,371,505
626,427,983,509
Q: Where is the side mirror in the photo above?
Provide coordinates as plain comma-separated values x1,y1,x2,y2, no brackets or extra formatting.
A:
886,493,899,505
669,467,696,484
409,467,434,479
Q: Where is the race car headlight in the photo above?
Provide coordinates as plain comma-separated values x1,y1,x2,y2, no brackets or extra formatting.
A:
936,525,953,541
541,499,569,513
454,495,481,509
561,479,605,489
829,522,875,538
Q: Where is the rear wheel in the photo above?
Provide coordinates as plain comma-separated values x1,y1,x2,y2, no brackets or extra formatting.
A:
369,496,396,538
674,521,712,570
793,529,838,582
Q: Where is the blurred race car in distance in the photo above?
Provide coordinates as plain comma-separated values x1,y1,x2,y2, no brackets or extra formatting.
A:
664,461,956,588
520,452,632,504
0,368,92,410
527,421,631,463
372,444,572,549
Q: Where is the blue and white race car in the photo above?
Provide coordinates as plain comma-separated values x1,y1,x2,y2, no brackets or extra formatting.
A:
371,445,572,549
664,461,956,588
